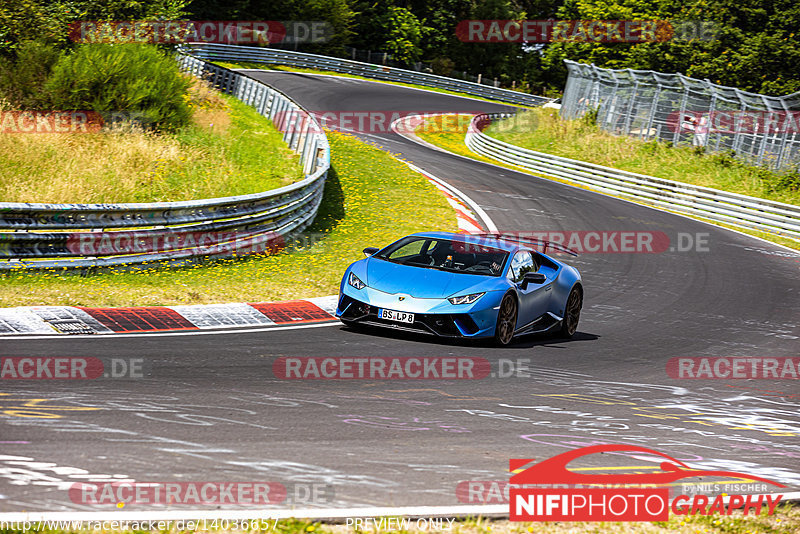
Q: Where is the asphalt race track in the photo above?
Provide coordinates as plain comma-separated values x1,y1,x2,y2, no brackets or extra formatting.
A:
1,72,799,513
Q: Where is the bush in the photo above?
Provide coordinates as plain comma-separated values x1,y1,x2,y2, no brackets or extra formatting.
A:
761,167,800,194
580,105,600,127
430,56,454,77
46,44,191,131
0,40,61,109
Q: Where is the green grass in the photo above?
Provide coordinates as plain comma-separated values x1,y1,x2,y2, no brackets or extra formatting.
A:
0,87,303,203
213,61,537,108
413,113,800,251
486,109,800,206
0,84,303,204
413,113,510,165
0,130,457,307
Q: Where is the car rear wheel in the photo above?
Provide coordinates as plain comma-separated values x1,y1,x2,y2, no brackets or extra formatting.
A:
494,293,518,346
559,287,582,338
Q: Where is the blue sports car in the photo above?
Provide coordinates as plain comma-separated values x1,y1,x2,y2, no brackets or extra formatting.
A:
336,232,583,345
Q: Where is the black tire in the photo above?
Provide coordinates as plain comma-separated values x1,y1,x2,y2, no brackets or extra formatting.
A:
559,287,582,338
494,293,518,346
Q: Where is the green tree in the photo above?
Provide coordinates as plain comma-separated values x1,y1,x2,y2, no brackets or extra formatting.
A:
0,0,74,53
46,44,192,131
380,6,425,65
186,0,354,54
0,0,190,54
542,0,800,96
0,40,61,108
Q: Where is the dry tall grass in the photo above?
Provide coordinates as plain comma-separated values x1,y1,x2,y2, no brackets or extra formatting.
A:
0,78,299,204
487,109,800,205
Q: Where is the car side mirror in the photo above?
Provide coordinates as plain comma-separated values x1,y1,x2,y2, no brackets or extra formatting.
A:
363,247,379,257
521,271,546,289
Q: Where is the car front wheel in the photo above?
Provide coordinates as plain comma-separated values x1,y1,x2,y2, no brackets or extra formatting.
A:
494,293,518,346
559,287,582,338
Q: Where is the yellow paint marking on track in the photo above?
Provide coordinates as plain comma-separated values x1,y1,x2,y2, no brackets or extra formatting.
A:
0,393,101,418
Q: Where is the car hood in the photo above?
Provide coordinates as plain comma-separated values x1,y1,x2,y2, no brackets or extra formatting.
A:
365,258,498,298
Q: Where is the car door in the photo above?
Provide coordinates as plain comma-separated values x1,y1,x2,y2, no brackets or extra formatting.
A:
508,250,552,328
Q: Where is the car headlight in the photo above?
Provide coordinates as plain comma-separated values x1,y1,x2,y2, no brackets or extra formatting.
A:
448,292,484,305
348,272,366,290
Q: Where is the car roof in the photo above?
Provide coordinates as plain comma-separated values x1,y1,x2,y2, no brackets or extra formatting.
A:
409,231,520,253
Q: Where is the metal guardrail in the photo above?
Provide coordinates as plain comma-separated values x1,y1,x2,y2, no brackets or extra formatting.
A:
185,43,552,108
465,114,800,240
0,55,330,270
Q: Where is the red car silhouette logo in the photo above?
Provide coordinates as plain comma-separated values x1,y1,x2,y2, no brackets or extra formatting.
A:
510,444,786,487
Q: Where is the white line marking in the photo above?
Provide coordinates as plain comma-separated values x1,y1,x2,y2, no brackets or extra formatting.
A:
404,161,497,234
0,320,339,341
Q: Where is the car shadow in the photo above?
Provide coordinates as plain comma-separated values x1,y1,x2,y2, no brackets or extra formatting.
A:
338,324,599,349
509,330,600,349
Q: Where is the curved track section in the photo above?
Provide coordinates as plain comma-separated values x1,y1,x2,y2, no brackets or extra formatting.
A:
1,72,799,513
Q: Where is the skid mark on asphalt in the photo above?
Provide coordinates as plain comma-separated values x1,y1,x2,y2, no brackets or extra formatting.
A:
336,414,470,433
723,384,800,400
387,388,502,401
0,454,133,490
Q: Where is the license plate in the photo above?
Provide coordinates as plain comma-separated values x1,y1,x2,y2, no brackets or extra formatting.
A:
378,308,414,324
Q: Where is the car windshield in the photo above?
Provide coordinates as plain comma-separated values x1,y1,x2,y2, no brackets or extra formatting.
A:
374,236,508,276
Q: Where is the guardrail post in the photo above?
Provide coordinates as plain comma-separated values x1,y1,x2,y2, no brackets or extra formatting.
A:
672,80,689,145
622,76,639,135
287,110,300,149
283,109,296,144
644,84,660,140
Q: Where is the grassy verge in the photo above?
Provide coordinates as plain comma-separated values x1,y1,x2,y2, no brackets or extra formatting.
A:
0,130,456,307
413,113,800,251
213,61,536,108
2,505,797,534
0,80,303,203
414,113,510,165
486,109,800,206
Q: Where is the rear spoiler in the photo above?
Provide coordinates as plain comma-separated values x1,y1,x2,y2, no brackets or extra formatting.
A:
477,233,579,257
